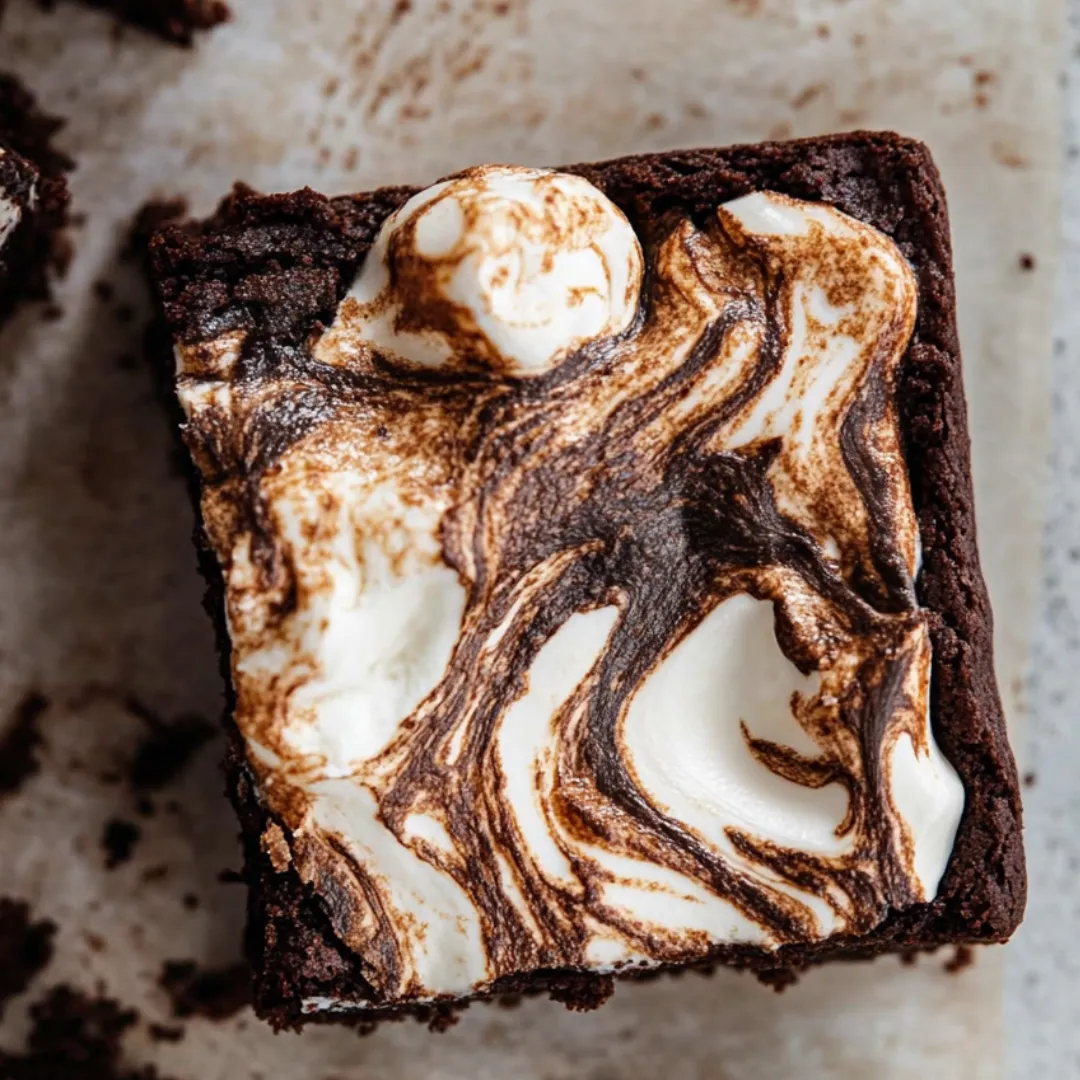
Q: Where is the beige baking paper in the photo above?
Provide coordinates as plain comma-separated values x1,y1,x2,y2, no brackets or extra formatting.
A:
0,1,1061,1077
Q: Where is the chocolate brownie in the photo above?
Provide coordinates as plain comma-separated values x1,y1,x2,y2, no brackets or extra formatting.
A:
147,132,1025,1030
0,74,71,329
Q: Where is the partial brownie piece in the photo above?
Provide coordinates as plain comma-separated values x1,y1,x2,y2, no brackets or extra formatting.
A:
0,74,71,328
148,132,1025,1031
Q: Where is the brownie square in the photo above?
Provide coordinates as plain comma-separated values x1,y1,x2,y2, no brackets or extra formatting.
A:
148,132,1025,1030
0,74,71,328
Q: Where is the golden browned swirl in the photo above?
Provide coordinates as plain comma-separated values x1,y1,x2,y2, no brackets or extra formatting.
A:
174,175,964,1008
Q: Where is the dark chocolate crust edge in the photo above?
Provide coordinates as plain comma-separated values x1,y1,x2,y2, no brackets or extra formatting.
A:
147,131,1026,1031
0,73,72,327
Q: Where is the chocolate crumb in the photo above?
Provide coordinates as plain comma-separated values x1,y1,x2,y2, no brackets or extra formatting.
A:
944,945,975,974
0,692,49,799
128,706,215,793
427,1006,459,1033
83,932,107,954
159,961,251,1020
140,865,169,885
101,819,140,870
755,968,800,992
1023,770,1037,787
147,1023,184,1044
791,82,825,110
0,899,56,1018
1019,253,1036,272
181,894,199,911
124,199,188,262
260,823,291,872
217,868,245,884
93,280,115,302
0,984,176,1079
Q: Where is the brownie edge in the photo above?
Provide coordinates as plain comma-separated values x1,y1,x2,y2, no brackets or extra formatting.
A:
148,131,1025,1030
0,73,72,327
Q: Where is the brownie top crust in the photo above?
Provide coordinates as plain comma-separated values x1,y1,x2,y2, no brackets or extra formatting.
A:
153,142,994,1012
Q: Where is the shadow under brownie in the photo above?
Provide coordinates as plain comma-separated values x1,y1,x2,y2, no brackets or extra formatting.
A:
147,132,1025,1031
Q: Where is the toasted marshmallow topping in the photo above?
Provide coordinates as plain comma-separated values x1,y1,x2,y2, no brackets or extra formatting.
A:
317,166,643,375
176,169,964,1009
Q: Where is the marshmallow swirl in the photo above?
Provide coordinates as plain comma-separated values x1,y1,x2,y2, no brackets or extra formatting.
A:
176,168,964,1008
318,165,643,375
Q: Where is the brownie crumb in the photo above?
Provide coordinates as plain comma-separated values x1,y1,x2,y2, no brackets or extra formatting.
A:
899,948,920,966
1019,253,1037,272
125,200,188,262
0,692,49,800
546,972,614,1011
944,945,975,974
0,985,175,1079
1023,771,1037,788
756,968,799,993
130,712,215,793
426,1006,459,1033
159,961,251,1020
83,932,107,954
260,822,291,872
101,819,140,870
181,894,199,911
0,899,56,1019
147,1023,184,1044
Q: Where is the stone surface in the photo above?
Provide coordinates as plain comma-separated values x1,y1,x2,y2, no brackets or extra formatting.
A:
0,0,1065,1077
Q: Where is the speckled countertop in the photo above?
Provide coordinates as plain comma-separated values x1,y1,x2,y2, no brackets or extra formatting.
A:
1005,1,1080,1074
0,2,1068,1078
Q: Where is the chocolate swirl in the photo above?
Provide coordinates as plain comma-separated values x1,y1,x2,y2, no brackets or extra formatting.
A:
175,170,964,1007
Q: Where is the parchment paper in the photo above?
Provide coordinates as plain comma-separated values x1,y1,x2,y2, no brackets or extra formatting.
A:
0,1,1062,1077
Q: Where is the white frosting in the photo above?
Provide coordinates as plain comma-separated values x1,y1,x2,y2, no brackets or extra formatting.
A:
178,172,966,1008
321,166,643,375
